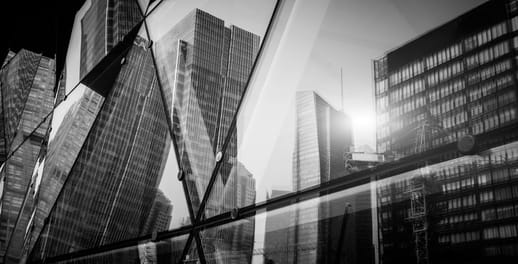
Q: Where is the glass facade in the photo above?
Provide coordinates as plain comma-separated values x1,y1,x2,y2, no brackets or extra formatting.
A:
1,0,518,263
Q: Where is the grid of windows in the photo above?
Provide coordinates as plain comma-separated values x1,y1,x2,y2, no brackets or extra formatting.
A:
375,13,518,156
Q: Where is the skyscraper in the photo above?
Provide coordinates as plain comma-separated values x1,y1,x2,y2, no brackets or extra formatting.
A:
21,89,104,256
291,90,354,264
79,0,141,78
374,0,518,157
28,35,171,259
264,189,293,264
373,1,518,263
0,49,55,263
154,9,260,263
155,9,260,214
141,189,173,235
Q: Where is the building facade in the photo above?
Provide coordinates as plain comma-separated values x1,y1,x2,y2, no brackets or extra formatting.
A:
154,9,260,263
290,91,357,264
374,0,518,157
27,35,171,260
80,0,141,78
374,1,518,263
0,50,55,263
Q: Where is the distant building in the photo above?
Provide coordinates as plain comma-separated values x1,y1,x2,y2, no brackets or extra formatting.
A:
290,90,372,264
264,189,292,264
141,189,173,235
0,49,55,263
154,9,260,263
80,0,141,78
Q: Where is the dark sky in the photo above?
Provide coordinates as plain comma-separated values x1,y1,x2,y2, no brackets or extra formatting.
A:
0,1,85,76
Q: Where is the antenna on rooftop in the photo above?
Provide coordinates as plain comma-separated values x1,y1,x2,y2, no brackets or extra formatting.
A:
340,67,344,111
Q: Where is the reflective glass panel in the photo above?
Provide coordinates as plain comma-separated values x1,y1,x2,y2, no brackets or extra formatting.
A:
143,0,277,217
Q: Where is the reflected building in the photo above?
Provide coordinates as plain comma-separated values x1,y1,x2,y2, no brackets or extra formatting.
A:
373,0,518,263
290,91,367,264
141,189,173,235
28,35,171,259
264,189,292,264
154,9,260,263
0,50,55,263
22,89,104,256
79,0,141,78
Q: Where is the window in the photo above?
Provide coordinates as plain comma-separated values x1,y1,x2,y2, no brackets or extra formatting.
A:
480,190,494,203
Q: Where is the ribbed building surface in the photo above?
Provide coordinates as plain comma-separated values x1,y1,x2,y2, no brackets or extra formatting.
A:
80,0,140,78
290,91,354,264
374,1,518,263
29,36,171,259
374,0,518,157
0,50,55,263
154,9,259,263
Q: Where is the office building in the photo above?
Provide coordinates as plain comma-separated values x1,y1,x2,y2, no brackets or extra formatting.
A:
374,0,518,157
141,189,173,235
28,35,171,259
0,49,55,263
21,89,104,256
374,1,518,263
154,9,260,263
80,0,141,78
291,91,360,264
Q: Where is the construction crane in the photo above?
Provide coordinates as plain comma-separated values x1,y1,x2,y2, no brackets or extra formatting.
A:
406,109,445,264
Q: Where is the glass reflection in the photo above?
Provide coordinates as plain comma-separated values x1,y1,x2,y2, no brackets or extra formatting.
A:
144,0,276,218
194,141,518,264
26,30,192,260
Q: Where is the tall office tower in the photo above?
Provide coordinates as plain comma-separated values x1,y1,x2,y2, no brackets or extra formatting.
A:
154,9,260,262
79,0,141,78
291,90,355,264
205,162,256,263
0,50,55,263
29,36,171,259
264,189,293,264
373,1,518,263
155,9,260,214
374,0,518,157
141,189,173,235
21,90,104,255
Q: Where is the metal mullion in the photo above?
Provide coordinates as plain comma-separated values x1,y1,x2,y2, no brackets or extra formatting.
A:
194,232,207,264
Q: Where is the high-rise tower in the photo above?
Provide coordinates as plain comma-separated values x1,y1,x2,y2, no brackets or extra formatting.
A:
0,49,55,263
154,9,260,263
290,90,355,264
79,0,141,78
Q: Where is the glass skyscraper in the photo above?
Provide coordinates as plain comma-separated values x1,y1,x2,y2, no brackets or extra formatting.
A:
29,35,171,259
0,49,55,263
290,91,355,264
79,0,141,78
